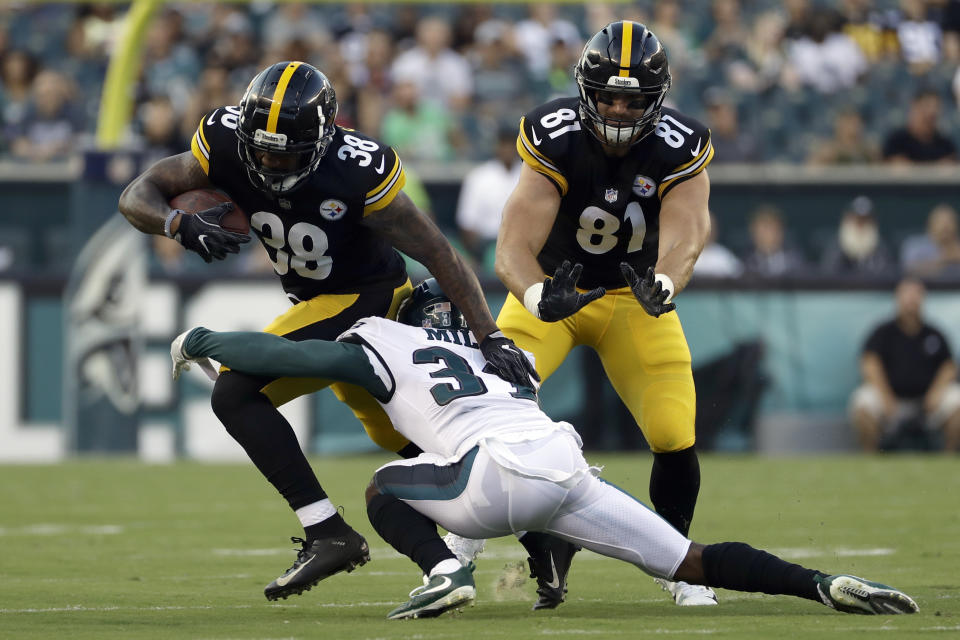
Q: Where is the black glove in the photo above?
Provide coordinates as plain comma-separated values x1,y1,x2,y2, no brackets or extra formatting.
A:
537,260,606,322
480,330,541,387
620,263,676,318
174,202,250,263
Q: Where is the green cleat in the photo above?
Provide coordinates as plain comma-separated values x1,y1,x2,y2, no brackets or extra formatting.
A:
387,565,476,620
815,574,919,615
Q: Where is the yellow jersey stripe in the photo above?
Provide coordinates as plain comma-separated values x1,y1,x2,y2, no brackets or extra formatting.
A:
267,62,302,133
619,22,633,77
364,167,406,215
658,141,713,197
190,118,210,174
516,130,568,195
366,150,401,200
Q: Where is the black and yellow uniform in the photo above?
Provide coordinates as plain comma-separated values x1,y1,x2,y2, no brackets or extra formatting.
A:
191,105,412,451
499,97,713,453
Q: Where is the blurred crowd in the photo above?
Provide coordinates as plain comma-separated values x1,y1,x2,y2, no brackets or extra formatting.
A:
2,1,960,278
3,0,960,166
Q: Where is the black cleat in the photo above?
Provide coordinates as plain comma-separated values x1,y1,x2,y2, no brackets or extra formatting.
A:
264,531,370,601
523,532,581,610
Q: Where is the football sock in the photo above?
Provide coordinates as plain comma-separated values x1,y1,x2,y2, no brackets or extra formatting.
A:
367,493,455,576
211,371,325,511
702,542,825,601
304,512,352,540
296,499,337,527
429,558,463,577
649,446,700,536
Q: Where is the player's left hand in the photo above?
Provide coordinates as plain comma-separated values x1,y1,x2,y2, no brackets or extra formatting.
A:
620,263,676,318
480,330,541,387
171,328,219,381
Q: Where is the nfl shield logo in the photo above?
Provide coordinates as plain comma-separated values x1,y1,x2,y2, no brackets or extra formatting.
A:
604,188,618,203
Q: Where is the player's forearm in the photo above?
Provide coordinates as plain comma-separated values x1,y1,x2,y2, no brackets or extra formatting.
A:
425,243,499,340
118,176,177,235
494,243,546,301
656,238,705,296
184,328,384,394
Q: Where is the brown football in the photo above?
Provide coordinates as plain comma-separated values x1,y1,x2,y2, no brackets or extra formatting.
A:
168,188,249,234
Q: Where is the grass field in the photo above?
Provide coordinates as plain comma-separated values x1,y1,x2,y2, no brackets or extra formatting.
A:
2,453,958,639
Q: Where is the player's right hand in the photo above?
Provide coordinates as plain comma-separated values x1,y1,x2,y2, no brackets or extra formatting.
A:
174,202,250,263
537,260,606,322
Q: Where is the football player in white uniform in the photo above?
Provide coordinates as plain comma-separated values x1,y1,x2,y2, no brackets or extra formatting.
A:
172,277,919,620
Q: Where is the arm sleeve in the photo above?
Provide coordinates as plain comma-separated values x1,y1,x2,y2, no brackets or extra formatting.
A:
184,328,388,397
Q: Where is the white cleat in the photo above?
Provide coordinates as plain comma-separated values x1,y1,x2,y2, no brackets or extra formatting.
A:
443,532,486,567
815,574,918,615
655,578,719,606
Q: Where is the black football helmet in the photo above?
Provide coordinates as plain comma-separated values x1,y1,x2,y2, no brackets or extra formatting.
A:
236,61,338,194
397,278,468,331
575,21,671,147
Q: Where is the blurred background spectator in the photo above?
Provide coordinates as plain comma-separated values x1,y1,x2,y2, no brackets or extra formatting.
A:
8,69,82,163
819,196,896,277
901,202,960,278
850,277,960,451
693,212,744,278
703,88,762,163
454,124,520,270
742,205,808,278
807,108,881,164
882,89,958,163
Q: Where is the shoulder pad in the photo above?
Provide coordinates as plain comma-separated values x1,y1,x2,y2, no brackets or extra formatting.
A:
653,108,714,198
516,98,580,196
329,129,407,215
190,106,242,176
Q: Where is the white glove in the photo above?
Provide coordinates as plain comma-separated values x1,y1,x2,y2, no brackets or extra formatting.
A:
170,329,219,381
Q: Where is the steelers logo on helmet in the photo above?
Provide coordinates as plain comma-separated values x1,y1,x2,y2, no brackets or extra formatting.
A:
397,278,468,331
236,61,339,195
575,21,671,148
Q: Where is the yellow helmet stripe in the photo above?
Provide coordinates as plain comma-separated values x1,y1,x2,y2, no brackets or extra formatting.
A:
619,22,633,77
266,61,302,133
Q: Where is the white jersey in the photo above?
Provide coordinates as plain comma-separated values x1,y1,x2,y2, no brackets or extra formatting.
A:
338,317,580,461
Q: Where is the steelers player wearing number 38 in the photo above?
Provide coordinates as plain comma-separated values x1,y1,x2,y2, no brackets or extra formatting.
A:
493,21,717,607
117,61,537,601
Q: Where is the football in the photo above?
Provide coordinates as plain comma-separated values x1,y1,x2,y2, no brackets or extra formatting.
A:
168,188,249,234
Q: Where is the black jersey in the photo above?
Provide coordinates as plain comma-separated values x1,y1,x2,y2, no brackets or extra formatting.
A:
516,97,713,290
190,106,407,301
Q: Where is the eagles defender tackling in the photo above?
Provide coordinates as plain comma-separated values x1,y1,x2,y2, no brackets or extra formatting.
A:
171,277,919,620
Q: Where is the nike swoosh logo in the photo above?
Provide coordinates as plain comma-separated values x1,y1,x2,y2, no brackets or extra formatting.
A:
198,235,210,253
531,128,542,146
206,110,218,126
275,555,315,587
690,138,702,157
374,155,386,174
545,554,560,589
420,575,452,595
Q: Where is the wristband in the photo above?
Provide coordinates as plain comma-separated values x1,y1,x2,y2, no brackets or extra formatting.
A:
655,273,675,304
523,282,544,319
164,209,183,239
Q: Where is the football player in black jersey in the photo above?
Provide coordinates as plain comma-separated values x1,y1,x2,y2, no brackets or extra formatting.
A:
494,22,717,606
118,61,537,601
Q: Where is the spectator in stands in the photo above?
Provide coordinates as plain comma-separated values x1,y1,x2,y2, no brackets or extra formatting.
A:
390,16,473,112
840,0,899,62
455,125,520,270
819,195,895,277
0,49,38,143
787,9,868,94
469,20,530,126
741,205,808,278
882,90,957,164
180,60,237,142
648,0,697,79
703,88,761,163
896,0,942,74
701,0,750,66
142,9,200,114
380,73,455,162
9,70,82,163
807,109,881,165
901,203,960,279
351,29,395,135
783,0,814,40
942,0,960,62
513,3,582,82
850,277,960,452
693,212,743,278
136,95,187,168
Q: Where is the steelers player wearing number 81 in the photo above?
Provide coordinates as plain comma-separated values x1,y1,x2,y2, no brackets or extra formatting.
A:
492,21,717,607
118,61,537,602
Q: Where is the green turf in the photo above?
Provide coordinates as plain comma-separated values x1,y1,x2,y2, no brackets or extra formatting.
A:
2,454,957,639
